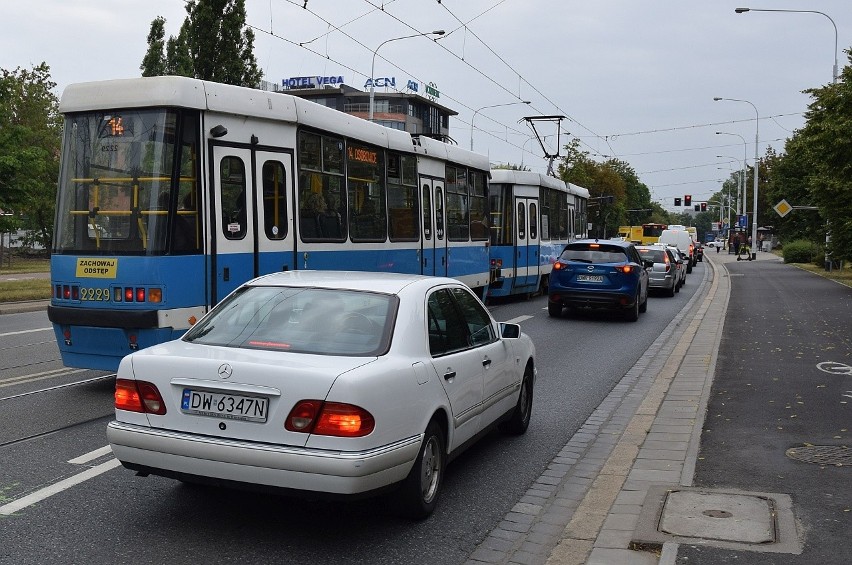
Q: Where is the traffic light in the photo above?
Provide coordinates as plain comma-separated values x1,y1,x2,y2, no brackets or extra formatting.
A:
701,202,707,212
684,194,692,206
674,197,682,206
694,204,700,212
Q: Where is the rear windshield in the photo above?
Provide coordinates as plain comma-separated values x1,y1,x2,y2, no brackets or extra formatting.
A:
183,286,397,356
637,248,666,262
560,244,629,263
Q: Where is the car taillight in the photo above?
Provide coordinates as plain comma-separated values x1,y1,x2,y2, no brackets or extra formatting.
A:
615,265,634,274
553,261,564,270
285,400,375,437
115,379,167,415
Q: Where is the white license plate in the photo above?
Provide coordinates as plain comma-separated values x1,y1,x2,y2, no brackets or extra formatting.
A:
577,274,604,282
181,389,269,422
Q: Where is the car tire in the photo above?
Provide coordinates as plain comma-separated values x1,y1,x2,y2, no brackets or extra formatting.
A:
667,281,676,297
625,293,640,322
639,290,648,313
398,421,445,520
499,365,533,435
548,302,563,318
686,263,693,274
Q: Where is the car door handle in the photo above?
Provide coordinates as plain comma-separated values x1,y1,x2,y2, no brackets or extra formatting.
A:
443,370,456,380
482,358,492,368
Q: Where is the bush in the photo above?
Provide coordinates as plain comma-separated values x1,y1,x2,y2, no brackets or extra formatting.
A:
782,240,821,264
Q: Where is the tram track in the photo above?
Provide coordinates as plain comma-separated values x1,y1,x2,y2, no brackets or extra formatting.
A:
0,372,114,400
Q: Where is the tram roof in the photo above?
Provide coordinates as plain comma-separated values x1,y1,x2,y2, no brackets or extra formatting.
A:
59,76,418,153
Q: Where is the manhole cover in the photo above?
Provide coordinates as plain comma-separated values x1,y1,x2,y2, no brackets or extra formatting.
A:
786,445,851,466
659,491,775,544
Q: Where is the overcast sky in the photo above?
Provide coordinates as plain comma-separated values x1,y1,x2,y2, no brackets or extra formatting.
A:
2,0,849,212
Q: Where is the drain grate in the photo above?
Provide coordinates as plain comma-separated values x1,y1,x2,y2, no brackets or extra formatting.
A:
786,445,851,466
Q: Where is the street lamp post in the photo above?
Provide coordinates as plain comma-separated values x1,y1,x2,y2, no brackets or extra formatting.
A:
716,131,748,215
470,101,530,151
735,7,838,83
714,97,759,259
369,30,444,122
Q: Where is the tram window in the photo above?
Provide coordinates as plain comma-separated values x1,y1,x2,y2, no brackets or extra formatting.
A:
388,153,418,241
529,202,538,240
445,166,469,241
172,113,201,253
298,130,345,241
435,188,445,240
262,161,287,240
422,186,432,240
517,202,526,240
347,142,386,242
470,171,488,241
220,156,247,240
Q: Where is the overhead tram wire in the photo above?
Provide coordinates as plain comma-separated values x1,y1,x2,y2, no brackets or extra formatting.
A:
358,0,609,157
257,1,541,154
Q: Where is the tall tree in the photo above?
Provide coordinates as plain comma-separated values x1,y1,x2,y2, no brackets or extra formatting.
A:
140,16,167,76
142,0,262,87
0,63,61,250
793,50,852,261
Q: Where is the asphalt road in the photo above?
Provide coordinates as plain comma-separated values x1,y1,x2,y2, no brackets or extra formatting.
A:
679,259,852,564
0,264,706,565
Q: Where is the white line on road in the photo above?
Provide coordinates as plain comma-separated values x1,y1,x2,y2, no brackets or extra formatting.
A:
0,327,53,338
0,458,121,516
0,368,88,389
505,315,533,324
68,445,113,465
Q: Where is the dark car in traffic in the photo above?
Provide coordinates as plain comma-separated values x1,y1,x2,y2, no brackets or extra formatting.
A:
548,239,651,321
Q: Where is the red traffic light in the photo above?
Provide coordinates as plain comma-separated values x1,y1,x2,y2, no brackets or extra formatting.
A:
701,202,707,212
684,195,692,206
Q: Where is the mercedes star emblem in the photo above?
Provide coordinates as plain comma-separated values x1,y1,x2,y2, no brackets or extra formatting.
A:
218,363,233,379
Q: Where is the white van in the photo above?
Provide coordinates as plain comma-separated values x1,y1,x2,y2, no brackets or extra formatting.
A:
658,229,695,272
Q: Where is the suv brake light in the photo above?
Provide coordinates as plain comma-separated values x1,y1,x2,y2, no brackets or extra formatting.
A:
615,265,635,274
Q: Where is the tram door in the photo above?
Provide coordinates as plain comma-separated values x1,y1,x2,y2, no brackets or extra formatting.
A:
514,197,540,289
211,145,295,304
420,177,448,277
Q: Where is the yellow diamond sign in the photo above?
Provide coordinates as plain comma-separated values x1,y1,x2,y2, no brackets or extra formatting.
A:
774,199,793,218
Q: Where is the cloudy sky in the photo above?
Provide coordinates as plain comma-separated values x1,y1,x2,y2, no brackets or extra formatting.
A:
3,0,849,211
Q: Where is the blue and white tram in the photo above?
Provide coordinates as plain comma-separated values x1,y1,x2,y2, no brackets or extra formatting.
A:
486,169,588,299
48,76,492,371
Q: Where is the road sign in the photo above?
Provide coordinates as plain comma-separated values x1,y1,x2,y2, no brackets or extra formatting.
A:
774,199,793,218
737,215,748,228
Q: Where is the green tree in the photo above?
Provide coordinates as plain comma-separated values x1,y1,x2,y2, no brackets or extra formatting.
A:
142,0,262,87
140,16,167,76
788,51,852,261
0,63,61,250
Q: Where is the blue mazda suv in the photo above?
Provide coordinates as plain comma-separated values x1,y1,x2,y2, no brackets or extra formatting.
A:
548,239,651,321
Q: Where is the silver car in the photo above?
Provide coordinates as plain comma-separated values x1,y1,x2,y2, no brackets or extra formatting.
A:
637,245,679,296
107,270,536,519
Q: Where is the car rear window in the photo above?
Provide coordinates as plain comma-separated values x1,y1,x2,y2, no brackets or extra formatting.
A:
560,244,629,263
637,248,666,262
184,286,397,356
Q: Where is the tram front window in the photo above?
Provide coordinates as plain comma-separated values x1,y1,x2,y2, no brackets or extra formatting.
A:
53,109,201,255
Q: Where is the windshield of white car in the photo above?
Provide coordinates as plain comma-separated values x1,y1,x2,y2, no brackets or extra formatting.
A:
183,286,397,356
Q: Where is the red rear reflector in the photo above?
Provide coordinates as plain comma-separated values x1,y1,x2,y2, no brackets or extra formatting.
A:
63,285,71,299
71,286,80,300
125,288,134,302
136,288,146,302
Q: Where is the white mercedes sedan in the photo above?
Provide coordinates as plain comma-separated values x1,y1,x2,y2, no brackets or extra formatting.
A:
107,271,536,519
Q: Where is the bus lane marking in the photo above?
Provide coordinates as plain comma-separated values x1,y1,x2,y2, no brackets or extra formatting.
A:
0,458,121,516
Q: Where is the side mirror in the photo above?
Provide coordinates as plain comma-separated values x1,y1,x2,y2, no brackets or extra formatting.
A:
643,260,654,269
500,323,521,339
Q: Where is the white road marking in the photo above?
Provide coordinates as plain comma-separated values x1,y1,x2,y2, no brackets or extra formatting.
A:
0,459,121,516
0,368,88,389
68,445,113,465
0,327,53,338
505,315,533,324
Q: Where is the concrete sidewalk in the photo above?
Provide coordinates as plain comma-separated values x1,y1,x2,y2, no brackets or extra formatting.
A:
466,249,782,565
